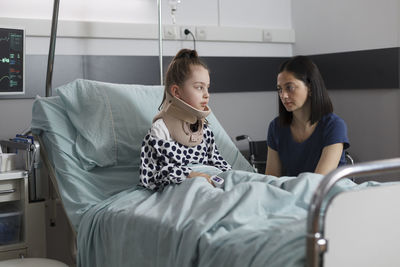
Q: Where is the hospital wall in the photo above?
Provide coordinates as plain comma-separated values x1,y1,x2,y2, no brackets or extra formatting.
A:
0,0,399,164
0,0,289,152
292,0,400,162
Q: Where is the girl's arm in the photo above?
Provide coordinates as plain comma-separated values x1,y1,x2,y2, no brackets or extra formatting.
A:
187,171,214,186
314,143,343,175
206,130,231,171
265,146,282,177
139,134,191,191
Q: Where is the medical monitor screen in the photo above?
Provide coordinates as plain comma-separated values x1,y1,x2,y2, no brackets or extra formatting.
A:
0,27,24,95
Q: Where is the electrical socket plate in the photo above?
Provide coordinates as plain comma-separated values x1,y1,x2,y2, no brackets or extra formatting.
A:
196,27,207,40
180,26,195,40
163,25,180,40
263,30,273,42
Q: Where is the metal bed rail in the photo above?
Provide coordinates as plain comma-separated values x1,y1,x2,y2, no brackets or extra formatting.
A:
306,157,400,267
35,133,77,261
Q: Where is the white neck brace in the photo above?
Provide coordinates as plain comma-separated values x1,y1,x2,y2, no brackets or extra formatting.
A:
153,92,211,146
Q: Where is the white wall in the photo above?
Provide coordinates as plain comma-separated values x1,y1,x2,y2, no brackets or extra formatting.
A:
211,92,278,145
1,0,291,27
292,0,400,162
0,99,34,137
1,0,293,57
330,89,400,162
292,0,399,55
0,0,291,149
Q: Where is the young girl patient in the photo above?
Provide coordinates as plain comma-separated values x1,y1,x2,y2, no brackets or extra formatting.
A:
139,49,231,191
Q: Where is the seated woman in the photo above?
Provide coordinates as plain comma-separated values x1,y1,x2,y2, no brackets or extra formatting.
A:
265,56,350,177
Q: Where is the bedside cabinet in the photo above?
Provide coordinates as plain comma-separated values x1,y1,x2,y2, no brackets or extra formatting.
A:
0,170,46,260
0,170,28,260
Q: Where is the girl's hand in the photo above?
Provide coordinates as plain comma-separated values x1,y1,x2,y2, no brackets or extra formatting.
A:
188,172,215,187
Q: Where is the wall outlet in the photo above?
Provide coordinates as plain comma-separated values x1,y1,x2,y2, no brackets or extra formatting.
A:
196,27,207,40
163,25,179,40
180,26,195,40
263,30,273,42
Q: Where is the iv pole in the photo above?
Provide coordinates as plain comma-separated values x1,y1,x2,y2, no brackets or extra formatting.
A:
157,0,163,85
45,0,60,97
46,0,164,89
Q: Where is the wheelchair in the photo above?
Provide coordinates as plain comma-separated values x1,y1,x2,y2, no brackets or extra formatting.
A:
235,135,267,174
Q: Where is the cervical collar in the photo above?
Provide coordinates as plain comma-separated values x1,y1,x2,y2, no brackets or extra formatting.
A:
153,92,211,146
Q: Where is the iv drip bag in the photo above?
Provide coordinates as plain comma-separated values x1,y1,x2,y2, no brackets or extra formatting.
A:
169,0,181,24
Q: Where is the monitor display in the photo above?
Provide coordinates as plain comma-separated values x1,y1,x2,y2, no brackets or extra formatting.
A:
0,27,25,95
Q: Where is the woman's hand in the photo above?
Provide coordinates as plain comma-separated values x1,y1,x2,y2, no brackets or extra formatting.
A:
188,172,215,187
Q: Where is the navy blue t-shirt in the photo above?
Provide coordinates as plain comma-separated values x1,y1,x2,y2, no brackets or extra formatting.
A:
267,113,350,176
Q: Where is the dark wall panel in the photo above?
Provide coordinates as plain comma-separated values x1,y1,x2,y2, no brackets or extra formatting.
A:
203,57,286,92
1,47,399,99
310,47,399,90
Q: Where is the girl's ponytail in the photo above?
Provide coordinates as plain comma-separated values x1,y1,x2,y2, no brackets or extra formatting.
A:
159,49,208,110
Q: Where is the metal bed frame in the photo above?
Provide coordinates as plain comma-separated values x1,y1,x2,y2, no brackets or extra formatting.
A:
41,1,400,266
306,157,400,267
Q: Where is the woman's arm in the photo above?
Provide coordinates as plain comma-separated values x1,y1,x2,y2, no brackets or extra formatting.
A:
314,143,344,175
265,146,282,177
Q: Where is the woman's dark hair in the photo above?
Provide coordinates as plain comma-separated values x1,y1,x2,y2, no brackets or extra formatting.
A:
159,49,209,109
278,55,333,125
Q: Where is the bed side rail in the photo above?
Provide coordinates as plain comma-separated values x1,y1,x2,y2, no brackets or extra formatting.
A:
306,157,400,267
34,134,77,262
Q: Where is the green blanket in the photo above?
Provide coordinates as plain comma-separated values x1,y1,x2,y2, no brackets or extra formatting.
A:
77,167,378,267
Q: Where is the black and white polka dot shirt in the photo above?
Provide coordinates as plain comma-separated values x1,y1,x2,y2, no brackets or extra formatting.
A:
139,121,231,191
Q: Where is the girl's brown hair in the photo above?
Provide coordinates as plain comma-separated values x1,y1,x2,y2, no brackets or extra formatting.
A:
159,49,209,109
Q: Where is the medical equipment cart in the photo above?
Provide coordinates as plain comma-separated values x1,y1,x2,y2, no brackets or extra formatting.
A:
0,140,46,260
0,170,28,259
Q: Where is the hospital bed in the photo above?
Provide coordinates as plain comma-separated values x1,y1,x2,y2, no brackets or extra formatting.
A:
30,79,400,267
